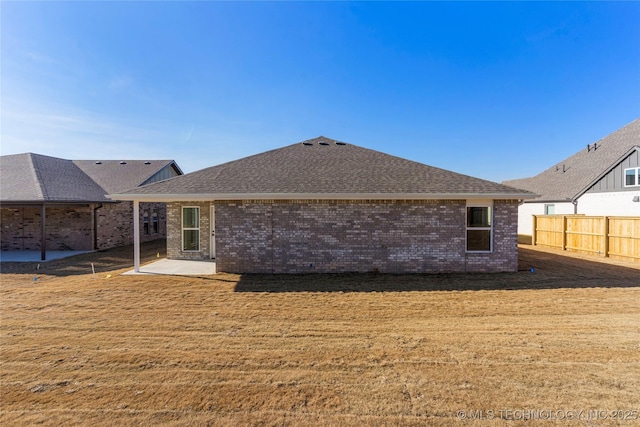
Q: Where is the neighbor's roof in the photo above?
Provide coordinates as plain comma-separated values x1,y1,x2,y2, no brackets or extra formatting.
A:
73,160,181,194
0,153,180,204
110,136,535,201
504,118,640,202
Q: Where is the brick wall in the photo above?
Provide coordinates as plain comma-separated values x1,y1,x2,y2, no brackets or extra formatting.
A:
166,202,211,260
1,207,93,251
465,200,519,273
166,199,519,273
95,202,167,250
1,201,168,252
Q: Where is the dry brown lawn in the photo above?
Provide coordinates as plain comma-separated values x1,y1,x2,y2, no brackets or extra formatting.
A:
1,241,640,426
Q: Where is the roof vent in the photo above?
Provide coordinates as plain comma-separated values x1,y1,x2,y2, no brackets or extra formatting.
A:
120,161,127,165
144,161,151,165
335,142,346,146
302,142,313,146
319,142,330,146
95,161,102,165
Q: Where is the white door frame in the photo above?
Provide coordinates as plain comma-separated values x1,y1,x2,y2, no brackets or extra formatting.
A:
210,204,216,260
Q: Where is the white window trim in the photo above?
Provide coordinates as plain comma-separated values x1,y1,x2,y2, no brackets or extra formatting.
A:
182,206,200,252
624,167,640,187
466,201,494,253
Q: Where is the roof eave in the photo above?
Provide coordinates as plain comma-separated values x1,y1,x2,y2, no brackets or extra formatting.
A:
0,199,116,206
108,192,538,202
521,198,574,204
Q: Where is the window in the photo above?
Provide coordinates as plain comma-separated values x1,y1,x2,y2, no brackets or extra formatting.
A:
466,205,492,252
143,211,150,235
152,210,159,234
182,207,200,251
544,204,555,215
624,167,640,187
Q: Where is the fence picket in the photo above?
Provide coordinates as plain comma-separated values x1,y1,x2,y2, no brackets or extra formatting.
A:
533,215,639,262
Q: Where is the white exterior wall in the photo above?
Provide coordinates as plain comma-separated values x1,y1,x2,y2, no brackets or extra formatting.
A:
518,192,640,237
517,202,574,236
576,191,640,216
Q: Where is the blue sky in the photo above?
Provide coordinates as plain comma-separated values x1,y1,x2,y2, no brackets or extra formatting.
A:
2,1,639,183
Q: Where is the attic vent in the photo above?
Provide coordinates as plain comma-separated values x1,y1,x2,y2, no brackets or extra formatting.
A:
302,142,313,146
120,161,127,165
335,142,346,146
95,161,102,165
144,161,151,165
319,142,330,146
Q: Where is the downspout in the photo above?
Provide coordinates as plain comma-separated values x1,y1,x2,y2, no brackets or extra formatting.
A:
572,199,578,214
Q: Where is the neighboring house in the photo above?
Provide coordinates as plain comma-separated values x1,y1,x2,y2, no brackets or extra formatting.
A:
110,137,534,274
504,119,640,238
0,153,182,260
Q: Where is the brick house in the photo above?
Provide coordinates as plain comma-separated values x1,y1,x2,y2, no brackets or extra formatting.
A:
0,153,182,260
110,137,534,273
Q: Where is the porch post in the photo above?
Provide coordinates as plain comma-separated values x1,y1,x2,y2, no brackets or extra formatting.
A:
40,204,46,261
133,200,140,272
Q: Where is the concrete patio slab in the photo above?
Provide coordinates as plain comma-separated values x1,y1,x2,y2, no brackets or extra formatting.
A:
123,259,217,276
0,251,93,263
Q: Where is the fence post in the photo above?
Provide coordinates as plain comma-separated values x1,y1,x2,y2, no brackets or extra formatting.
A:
561,215,567,251
532,215,537,246
603,216,609,258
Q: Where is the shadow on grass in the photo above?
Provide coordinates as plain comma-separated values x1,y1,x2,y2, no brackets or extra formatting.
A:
3,243,638,291
234,247,640,292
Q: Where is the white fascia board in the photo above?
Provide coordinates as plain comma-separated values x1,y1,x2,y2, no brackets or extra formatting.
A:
108,192,538,202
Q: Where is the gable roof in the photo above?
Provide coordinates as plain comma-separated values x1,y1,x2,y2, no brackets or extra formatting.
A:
0,153,181,204
73,160,182,193
504,118,640,202
110,136,534,201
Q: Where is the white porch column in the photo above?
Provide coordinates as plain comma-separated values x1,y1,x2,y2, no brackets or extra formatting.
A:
133,200,141,273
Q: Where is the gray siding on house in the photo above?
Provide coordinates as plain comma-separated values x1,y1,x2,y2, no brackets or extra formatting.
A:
504,119,640,202
142,164,182,186
586,149,640,193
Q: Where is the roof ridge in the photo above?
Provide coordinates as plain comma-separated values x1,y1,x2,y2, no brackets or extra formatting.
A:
74,159,176,187
112,137,535,199
27,153,48,200
36,154,110,202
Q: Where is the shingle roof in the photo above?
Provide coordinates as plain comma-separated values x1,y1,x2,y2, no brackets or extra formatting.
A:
1,153,110,203
73,160,179,193
504,119,640,202
111,136,534,201
0,153,179,204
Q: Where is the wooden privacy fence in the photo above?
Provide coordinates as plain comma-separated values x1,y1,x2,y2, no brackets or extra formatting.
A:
533,215,640,263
